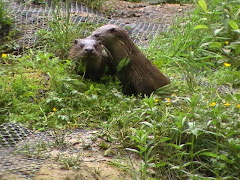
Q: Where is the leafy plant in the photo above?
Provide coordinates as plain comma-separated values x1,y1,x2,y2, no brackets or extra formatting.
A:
123,0,141,2
79,0,105,9
36,1,99,59
194,0,240,67
56,153,82,170
0,0,13,39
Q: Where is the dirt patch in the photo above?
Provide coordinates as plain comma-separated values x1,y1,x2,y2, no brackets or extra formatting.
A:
33,129,134,180
102,0,193,25
0,128,136,179
35,161,132,180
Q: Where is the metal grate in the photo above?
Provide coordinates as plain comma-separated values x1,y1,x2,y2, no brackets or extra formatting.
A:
3,0,169,48
0,123,53,179
0,150,46,179
0,123,33,147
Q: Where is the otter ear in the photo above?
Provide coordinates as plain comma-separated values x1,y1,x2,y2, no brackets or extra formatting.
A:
108,28,115,33
74,39,79,45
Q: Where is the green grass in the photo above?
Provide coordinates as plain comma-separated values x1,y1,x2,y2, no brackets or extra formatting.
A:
124,0,194,3
78,0,105,9
0,0,240,179
0,0,13,42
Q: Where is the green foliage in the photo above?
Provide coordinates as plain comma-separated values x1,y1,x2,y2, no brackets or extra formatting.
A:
1,0,240,179
78,0,105,9
124,0,240,178
35,3,98,59
0,0,13,39
123,0,141,2
56,153,82,170
117,58,130,73
36,20,97,58
0,49,123,129
126,0,194,3
193,0,240,67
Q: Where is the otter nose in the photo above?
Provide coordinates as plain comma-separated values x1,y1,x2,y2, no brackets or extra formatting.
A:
85,48,94,53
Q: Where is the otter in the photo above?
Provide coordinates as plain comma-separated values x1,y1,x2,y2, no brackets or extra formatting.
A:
69,38,113,80
88,24,170,96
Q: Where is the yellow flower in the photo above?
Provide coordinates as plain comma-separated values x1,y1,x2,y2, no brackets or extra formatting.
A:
1,53,7,58
154,99,159,103
224,41,229,45
224,102,231,106
165,98,171,106
224,63,231,67
209,102,216,107
165,98,171,102
53,108,57,112
236,104,240,108
171,93,177,97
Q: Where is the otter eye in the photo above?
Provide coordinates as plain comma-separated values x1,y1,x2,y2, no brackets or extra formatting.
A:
94,34,100,38
79,44,84,48
98,41,102,45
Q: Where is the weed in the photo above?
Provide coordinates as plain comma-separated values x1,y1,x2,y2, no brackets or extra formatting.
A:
0,0,12,39
124,0,141,2
130,0,194,3
56,153,82,170
36,1,99,59
51,129,69,149
79,0,104,9
13,140,49,159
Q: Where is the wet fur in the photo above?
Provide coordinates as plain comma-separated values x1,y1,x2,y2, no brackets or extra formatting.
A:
89,24,170,96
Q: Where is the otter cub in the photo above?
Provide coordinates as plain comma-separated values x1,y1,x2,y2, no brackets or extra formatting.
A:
69,38,112,80
89,24,170,96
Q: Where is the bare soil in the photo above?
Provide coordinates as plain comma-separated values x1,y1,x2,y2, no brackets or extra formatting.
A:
34,129,134,180
103,0,193,25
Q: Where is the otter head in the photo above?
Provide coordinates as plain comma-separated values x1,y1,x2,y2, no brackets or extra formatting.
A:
69,38,106,75
91,24,121,44
72,38,103,59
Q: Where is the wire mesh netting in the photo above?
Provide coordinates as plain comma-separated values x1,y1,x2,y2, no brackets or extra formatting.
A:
3,0,169,49
0,123,54,179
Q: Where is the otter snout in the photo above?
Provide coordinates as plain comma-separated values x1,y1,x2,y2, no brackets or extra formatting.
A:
84,47,94,53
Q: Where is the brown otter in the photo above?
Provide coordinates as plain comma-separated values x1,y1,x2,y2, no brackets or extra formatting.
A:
69,38,113,80
88,24,170,96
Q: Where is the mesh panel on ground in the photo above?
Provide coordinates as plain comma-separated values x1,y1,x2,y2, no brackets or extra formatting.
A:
4,0,168,48
0,123,54,179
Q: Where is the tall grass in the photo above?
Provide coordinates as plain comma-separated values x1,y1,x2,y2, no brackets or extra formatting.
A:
0,0,12,40
78,0,104,9
120,0,240,178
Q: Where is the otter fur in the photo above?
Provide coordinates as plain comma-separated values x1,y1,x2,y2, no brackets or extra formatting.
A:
69,38,112,80
88,24,170,96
